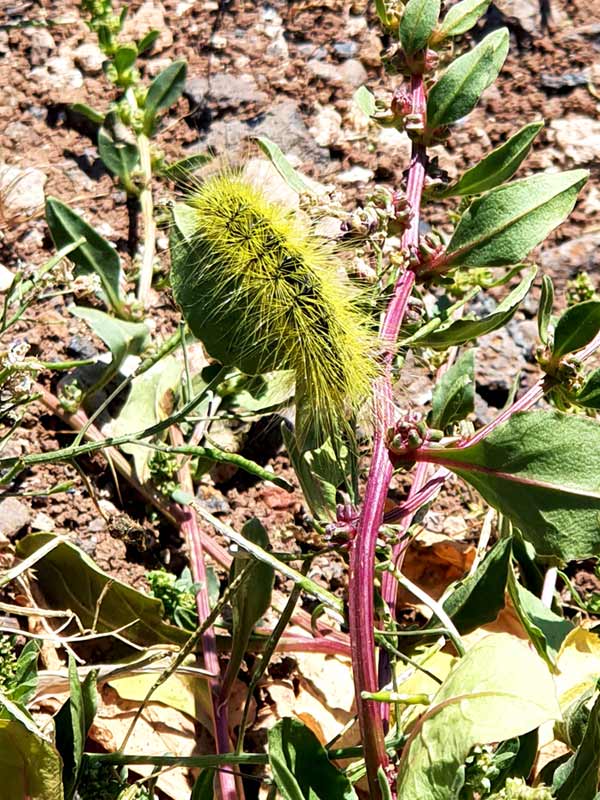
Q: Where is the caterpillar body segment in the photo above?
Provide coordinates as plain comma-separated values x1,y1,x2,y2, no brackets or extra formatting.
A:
170,171,378,440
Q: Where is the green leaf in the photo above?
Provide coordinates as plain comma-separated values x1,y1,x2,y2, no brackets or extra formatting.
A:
508,570,572,667
378,767,394,800
428,410,600,562
445,169,588,268
255,135,312,195
161,152,213,183
113,44,137,75
220,519,274,699
437,0,492,37
98,111,139,186
191,770,215,799
353,85,377,117
554,691,600,800
55,656,97,800
228,371,294,414
111,355,183,480
45,196,124,314
137,29,159,54
230,519,273,635
374,0,394,28
400,0,441,55
489,730,539,793
144,60,187,131
538,274,555,345
577,369,600,409
268,718,358,800
71,102,104,125
396,634,560,800
0,718,63,800
555,686,596,751
553,300,600,359
429,348,475,430
6,640,39,708
70,306,149,375
427,28,509,130
412,266,536,349
440,536,512,635
282,425,347,521
439,121,544,197
16,533,188,647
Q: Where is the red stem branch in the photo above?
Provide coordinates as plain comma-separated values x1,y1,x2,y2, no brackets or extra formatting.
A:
171,427,239,800
348,75,427,796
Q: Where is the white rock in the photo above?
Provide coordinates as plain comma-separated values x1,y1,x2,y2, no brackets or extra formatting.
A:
176,0,195,14
340,59,368,89
74,42,105,75
308,58,368,89
122,1,173,53
494,0,541,34
211,34,227,49
378,127,412,162
337,165,374,184
28,27,55,66
0,264,14,293
30,55,83,90
310,105,343,148
584,184,600,215
347,14,367,36
0,163,47,214
266,34,289,59
31,512,54,532
550,116,600,165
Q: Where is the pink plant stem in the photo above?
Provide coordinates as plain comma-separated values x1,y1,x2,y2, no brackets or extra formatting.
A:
377,460,429,724
348,74,427,796
171,427,238,800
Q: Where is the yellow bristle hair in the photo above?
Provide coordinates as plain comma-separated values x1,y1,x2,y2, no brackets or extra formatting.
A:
170,169,379,441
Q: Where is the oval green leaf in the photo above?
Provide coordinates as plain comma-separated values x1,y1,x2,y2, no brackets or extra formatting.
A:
70,306,149,371
438,0,491,38
353,85,377,117
538,274,555,345
439,121,544,197
16,533,188,646
427,410,600,562
445,169,588,268
427,28,509,131
411,266,536,349
576,368,600,409
553,300,600,359
255,135,311,195
45,196,124,314
429,348,475,430
396,634,560,800
0,718,63,800
268,718,358,800
400,0,441,56
144,59,187,131
98,111,139,186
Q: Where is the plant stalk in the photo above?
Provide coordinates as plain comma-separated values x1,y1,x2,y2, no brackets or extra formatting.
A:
170,425,239,800
348,73,427,797
136,131,157,307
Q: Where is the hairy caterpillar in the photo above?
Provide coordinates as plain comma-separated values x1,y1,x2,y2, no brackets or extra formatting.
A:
170,169,378,441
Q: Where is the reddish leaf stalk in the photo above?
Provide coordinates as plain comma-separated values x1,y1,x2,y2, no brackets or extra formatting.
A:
348,74,427,797
171,427,239,800
377,460,430,723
